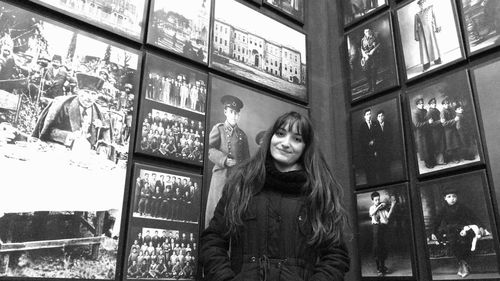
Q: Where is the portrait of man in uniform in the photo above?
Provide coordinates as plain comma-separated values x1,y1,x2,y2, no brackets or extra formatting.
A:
204,95,250,226
203,76,308,228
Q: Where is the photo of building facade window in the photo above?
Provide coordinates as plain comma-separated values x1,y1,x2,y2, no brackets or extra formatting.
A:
211,0,307,101
31,0,147,40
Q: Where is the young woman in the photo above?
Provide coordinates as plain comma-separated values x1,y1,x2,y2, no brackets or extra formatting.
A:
200,111,350,281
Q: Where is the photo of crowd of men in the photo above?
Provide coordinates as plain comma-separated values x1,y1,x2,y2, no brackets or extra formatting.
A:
407,71,481,175
343,0,387,26
143,53,207,115
137,108,205,165
0,3,139,279
346,13,398,101
126,227,198,280
132,165,202,224
461,0,500,54
351,96,406,188
419,172,500,279
397,0,464,80
147,0,210,64
356,184,414,277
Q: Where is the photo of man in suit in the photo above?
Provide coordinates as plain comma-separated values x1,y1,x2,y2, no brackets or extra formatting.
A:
359,108,379,185
43,54,76,99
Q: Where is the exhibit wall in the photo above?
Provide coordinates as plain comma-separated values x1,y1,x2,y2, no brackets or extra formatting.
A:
0,0,352,280
341,0,500,280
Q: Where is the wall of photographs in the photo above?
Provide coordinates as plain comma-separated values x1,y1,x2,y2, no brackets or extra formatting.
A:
342,0,500,280
0,0,310,280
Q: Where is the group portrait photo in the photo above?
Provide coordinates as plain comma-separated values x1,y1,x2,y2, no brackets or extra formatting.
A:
0,2,140,279
406,71,482,176
351,95,406,188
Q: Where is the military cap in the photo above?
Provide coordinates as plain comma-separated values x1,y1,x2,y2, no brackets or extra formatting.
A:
428,98,436,105
221,95,243,111
441,96,450,104
415,97,424,105
255,130,267,145
76,72,105,92
52,54,62,64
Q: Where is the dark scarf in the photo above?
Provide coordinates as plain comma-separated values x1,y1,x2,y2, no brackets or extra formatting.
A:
263,157,308,195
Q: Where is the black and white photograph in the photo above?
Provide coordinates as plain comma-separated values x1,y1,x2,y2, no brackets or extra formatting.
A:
0,2,140,279
396,0,464,80
406,71,481,176
136,107,205,165
351,94,406,188
143,53,208,115
346,12,399,101
460,0,500,55
342,0,388,27
211,0,307,102
131,163,202,224
356,184,414,278
203,75,308,227
263,0,304,22
147,0,211,64
30,0,147,41
125,226,198,280
419,171,500,280
471,58,500,224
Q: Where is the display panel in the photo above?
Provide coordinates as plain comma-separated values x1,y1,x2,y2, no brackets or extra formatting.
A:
342,0,388,27
203,75,308,227
405,71,482,177
0,2,141,279
346,12,398,102
356,184,414,278
396,0,464,81
350,94,406,188
30,0,147,41
471,59,500,227
147,0,211,64
418,171,500,280
135,53,206,166
460,0,500,55
210,0,308,102
263,0,304,22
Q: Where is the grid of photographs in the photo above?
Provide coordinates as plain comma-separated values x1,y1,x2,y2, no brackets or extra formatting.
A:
344,0,500,280
0,1,140,279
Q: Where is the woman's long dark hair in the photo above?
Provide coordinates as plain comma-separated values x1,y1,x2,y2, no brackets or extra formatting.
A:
222,111,348,247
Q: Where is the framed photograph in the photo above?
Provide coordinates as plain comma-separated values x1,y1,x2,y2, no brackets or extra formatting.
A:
346,12,399,102
147,0,211,64
342,0,388,27
350,93,407,188
405,71,482,177
131,163,202,224
471,58,500,224
246,0,263,5
211,0,308,102
418,171,500,280
459,0,500,55
356,184,415,278
125,224,199,280
203,74,308,227
263,0,304,23
29,0,148,41
0,2,141,279
396,0,464,81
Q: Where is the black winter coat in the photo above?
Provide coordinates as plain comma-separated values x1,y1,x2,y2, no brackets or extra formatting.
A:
200,165,350,281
